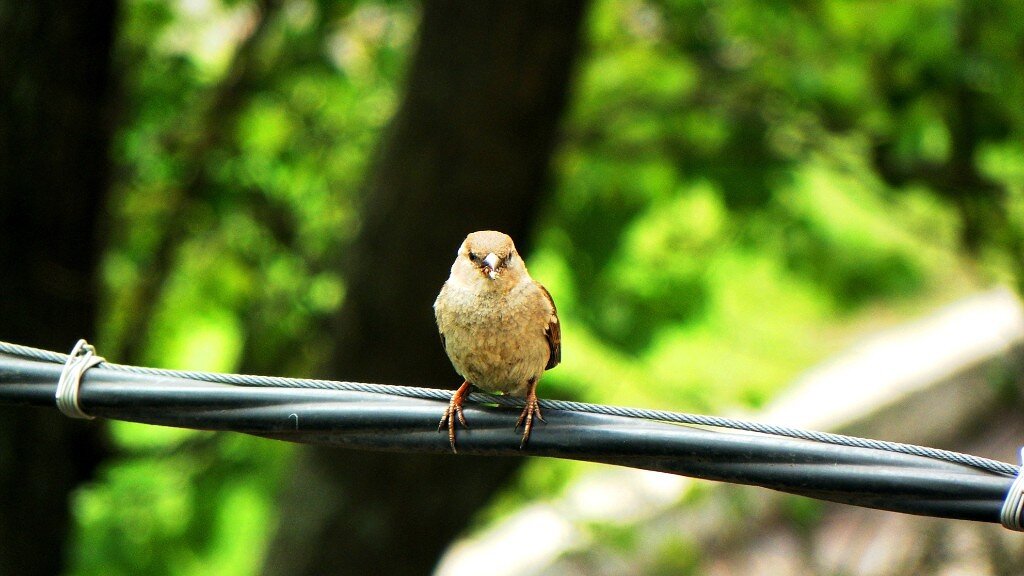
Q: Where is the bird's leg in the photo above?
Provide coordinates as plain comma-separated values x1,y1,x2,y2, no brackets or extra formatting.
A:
439,380,472,453
514,377,544,449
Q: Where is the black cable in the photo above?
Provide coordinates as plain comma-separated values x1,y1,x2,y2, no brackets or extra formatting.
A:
0,340,1017,477
0,350,1019,526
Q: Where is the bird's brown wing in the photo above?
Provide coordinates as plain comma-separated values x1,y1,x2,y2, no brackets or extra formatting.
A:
539,284,561,370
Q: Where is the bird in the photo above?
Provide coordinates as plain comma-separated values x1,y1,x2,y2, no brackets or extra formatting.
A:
434,230,561,452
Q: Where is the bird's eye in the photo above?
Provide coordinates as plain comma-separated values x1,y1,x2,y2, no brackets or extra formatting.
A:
469,252,481,263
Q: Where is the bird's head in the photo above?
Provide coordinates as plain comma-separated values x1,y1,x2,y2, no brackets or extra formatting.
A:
452,230,528,290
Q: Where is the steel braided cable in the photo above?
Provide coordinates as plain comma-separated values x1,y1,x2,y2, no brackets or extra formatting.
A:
0,340,1017,477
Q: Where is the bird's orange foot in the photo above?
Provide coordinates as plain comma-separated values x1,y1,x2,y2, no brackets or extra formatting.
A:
514,379,544,449
439,381,472,453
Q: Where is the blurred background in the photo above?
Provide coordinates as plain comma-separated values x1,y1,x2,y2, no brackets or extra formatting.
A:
2,0,1024,574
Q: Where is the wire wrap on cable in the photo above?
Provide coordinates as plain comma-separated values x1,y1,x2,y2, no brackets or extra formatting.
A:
54,339,104,419
1000,448,1024,531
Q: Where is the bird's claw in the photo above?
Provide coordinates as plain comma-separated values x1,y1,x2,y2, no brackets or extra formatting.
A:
514,393,544,449
438,404,468,453
439,381,472,453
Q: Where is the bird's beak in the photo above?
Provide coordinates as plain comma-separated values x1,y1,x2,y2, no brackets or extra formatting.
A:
483,253,500,280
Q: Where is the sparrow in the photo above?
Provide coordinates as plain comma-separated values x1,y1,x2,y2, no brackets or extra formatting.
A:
434,230,561,452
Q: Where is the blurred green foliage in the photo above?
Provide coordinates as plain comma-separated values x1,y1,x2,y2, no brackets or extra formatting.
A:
534,0,1002,414
80,2,415,574
76,0,1024,573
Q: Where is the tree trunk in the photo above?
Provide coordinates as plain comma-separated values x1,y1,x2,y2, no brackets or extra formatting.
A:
262,1,588,574
0,1,117,574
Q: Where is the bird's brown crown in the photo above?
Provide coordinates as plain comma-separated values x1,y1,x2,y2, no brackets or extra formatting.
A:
462,230,516,260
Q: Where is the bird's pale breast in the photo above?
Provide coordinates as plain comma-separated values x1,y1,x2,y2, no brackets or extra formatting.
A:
435,281,552,396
